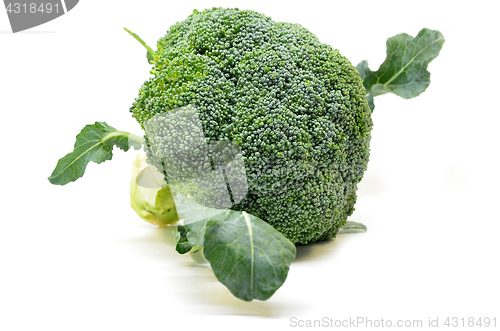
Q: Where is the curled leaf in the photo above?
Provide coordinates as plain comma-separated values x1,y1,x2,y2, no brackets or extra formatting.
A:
357,28,445,110
48,122,142,185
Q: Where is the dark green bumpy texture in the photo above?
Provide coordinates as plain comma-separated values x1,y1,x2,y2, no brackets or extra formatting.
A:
130,8,372,244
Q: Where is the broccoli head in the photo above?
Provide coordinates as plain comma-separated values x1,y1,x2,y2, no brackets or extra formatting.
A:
130,7,372,244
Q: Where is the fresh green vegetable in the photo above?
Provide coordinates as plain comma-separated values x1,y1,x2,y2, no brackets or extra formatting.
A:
133,8,372,245
48,7,444,302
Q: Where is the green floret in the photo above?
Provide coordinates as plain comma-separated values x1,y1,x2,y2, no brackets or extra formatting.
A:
130,7,372,244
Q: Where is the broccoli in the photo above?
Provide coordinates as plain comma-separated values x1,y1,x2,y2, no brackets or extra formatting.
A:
48,7,444,301
130,7,372,244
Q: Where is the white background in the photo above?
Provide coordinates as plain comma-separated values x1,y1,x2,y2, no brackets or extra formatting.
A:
1,1,499,330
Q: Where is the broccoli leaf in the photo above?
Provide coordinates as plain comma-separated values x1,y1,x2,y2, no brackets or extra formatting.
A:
173,220,208,254
338,221,367,234
48,122,142,185
169,190,295,301
357,28,445,110
203,210,296,301
172,226,194,254
171,191,229,254
124,27,155,64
